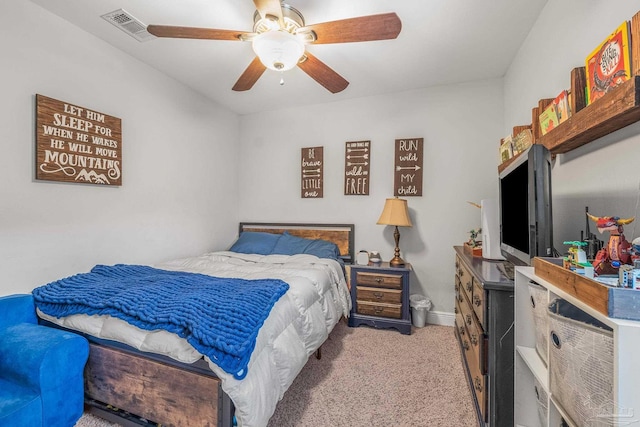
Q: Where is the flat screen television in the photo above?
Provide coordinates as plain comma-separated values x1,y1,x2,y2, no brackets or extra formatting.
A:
499,144,553,266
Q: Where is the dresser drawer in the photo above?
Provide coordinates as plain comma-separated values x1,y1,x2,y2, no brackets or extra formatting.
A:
456,256,474,302
355,272,403,289
454,273,464,304
356,300,402,319
472,279,485,328
455,298,467,339
459,319,487,422
465,304,485,374
457,292,485,374
356,286,402,304
467,353,487,422
458,290,476,334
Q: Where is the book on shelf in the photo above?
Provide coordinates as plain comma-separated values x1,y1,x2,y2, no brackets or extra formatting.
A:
512,129,533,155
554,90,571,124
539,102,559,135
585,20,632,105
538,89,571,135
499,135,513,163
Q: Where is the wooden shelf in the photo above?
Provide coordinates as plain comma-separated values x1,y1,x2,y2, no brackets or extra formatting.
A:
538,76,640,154
498,9,640,167
497,150,524,174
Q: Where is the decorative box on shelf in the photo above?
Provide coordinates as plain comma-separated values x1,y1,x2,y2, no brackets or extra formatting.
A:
533,257,640,321
463,242,482,257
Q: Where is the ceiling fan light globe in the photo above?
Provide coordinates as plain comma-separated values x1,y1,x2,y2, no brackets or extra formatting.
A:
252,30,304,72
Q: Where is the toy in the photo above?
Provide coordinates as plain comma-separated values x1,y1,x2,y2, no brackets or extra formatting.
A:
587,213,635,275
629,236,640,262
563,241,594,278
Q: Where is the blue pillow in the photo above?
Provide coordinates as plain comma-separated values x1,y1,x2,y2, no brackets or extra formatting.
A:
271,232,313,255
271,232,341,260
304,239,341,260
229,231,281,255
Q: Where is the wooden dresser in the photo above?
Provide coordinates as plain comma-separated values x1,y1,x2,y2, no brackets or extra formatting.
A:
348,262,411,335
453,246,513,426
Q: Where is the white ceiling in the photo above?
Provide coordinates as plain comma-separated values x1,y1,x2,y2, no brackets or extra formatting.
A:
30,0,548,115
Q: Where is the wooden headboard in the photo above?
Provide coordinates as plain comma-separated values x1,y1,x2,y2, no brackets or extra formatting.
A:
239,222,355,264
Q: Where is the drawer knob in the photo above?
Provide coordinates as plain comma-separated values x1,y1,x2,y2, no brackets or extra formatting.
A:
466,282,473,292
466,314,472,326
375,277,384,283
470,334,478,345
474,377,482,391
374,307,384,314
458,326,465,336
463,340,470,351
473,295,482,307
373,292,383,299
454,307,458,314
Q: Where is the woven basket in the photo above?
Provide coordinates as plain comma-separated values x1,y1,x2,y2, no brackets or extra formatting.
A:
534,377,548,426
528,280,548,365
548,299,614,427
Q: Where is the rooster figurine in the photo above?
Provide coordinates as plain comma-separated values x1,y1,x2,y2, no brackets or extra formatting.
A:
587,213,634,275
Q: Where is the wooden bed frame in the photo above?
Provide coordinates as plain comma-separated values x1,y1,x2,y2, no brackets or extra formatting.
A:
72,223,355,427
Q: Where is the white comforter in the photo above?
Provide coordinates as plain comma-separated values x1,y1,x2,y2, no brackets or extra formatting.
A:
38,251,351,427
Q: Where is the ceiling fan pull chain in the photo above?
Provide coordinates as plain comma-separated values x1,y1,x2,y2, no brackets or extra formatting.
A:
280,71,285,86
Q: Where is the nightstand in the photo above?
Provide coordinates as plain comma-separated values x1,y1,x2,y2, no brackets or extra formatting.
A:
348,262,411,334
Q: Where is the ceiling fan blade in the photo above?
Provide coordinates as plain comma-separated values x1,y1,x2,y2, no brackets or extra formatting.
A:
232,57,267,91
253,0,284,25
302,12,401,44
147,25,250,41
298,52,349,93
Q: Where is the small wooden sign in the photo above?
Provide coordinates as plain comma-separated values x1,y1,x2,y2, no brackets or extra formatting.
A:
36,94,122,186
344,140,370,195
301,146,323,198
394,138,423,197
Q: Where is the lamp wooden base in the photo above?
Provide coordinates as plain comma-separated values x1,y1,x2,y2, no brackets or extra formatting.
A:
389,256,406,267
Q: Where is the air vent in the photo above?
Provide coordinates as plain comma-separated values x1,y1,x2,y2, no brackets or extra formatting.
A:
101,9,155,42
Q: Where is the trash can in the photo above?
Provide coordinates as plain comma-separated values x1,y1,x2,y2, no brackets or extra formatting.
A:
409,294,432,328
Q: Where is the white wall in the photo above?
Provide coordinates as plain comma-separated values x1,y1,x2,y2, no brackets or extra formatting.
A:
238,79,504,313
0,0,240,295
505,1,640,251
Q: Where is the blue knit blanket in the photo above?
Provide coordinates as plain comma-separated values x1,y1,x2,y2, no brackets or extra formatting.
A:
32,264,289,380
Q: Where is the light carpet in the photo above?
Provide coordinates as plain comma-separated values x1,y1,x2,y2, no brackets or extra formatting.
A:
75,320,477,427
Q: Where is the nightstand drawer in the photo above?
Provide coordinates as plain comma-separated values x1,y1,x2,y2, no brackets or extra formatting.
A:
355,272,403,289
356,286,402,304
356,300,402,319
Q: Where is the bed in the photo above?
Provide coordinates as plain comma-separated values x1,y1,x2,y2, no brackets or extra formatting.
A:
33,222,354,427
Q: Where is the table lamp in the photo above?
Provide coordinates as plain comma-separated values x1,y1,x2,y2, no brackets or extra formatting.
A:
377,197,412,267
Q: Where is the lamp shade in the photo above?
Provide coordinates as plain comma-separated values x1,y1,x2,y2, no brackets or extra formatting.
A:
377,197,412,227
252,30,305,71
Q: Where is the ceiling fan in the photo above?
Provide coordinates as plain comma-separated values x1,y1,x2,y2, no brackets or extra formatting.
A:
146,0,401,93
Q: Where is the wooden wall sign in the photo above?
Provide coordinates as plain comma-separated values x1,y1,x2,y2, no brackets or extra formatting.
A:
344,140,370,195
36,94,122,186
394,138,423,196
301,146,323,198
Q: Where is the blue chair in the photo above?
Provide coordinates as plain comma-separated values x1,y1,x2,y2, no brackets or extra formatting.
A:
0,294,89,427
